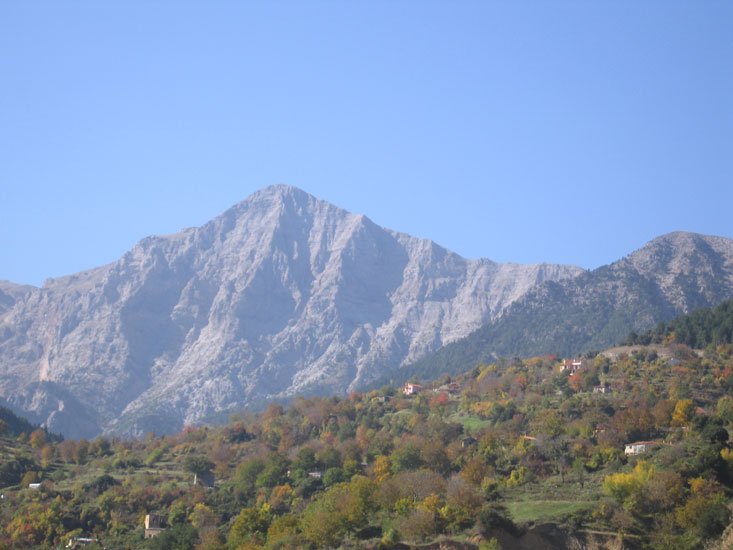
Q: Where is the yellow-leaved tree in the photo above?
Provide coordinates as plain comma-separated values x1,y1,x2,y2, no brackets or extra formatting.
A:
671,399,695,426
602,461,655,510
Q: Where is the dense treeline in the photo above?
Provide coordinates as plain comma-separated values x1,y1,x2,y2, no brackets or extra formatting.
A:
1,337,732,550
0,405,57,441
623,299,733,348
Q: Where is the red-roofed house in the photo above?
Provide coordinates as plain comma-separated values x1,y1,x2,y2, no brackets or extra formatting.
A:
402,382,423,396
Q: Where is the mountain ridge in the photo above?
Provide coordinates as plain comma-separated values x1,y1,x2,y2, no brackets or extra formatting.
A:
377,230,733,388
0,185,584,438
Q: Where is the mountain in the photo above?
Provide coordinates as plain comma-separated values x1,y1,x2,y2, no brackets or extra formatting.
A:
0,185,583,438
384,231,733,386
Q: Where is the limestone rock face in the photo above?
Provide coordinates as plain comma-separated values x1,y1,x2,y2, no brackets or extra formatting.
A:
0,186,584,437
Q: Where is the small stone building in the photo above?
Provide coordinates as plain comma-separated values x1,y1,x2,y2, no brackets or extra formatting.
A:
194,471,215,489
144,513,166,538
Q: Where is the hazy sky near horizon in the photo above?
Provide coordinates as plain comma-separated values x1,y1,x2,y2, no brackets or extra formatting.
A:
2,2,732,287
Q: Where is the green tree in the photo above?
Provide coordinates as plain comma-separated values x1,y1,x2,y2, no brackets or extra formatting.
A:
477,503,519,536
235,458,265,497
572,457,586,488
323,467,344,487
390,444,422,474
255,453,289,489
266,515,299,546
292,447,316,471
147,523,197,550
73,438,89,464
183,455,213,476
229,504,272,548
301,478,375,547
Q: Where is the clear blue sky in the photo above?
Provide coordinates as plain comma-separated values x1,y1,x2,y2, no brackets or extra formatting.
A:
2,2,731,287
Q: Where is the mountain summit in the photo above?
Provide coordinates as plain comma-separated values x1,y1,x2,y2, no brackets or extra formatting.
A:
0,186,583,437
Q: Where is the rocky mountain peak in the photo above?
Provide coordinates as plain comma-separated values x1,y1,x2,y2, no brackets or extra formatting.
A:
620,231,733,312
0,187,585,438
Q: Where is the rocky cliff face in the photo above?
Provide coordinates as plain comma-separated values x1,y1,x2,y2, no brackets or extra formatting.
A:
0,186,584,437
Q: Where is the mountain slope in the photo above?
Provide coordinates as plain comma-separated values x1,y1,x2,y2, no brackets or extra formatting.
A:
383,231,733,386
0,185,583,437
622,298,733,348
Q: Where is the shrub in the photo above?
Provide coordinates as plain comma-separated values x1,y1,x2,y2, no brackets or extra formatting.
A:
478,503,519,537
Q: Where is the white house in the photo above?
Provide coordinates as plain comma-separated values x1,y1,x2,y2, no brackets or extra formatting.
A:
624,441,654,456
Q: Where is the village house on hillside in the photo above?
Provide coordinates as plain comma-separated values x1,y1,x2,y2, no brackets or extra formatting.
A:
402,382,423,395
194,471,215,489
144,513,166,539
461,436,477,449
625,441,659,456
66,538,101,549
561,359,586,373
439,382,461,394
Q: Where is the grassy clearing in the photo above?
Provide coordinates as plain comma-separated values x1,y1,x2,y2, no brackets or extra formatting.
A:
448,413,492,434
506,499,595,524
48,459,187,492
502,476,601,524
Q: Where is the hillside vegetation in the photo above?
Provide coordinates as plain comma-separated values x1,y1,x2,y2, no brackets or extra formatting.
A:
0,405,50,440
623,299,733,348
1,310,733,549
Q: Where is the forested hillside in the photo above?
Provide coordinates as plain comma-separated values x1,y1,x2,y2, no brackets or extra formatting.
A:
1,334,732,549
623,299,733,348
0,405,47,440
